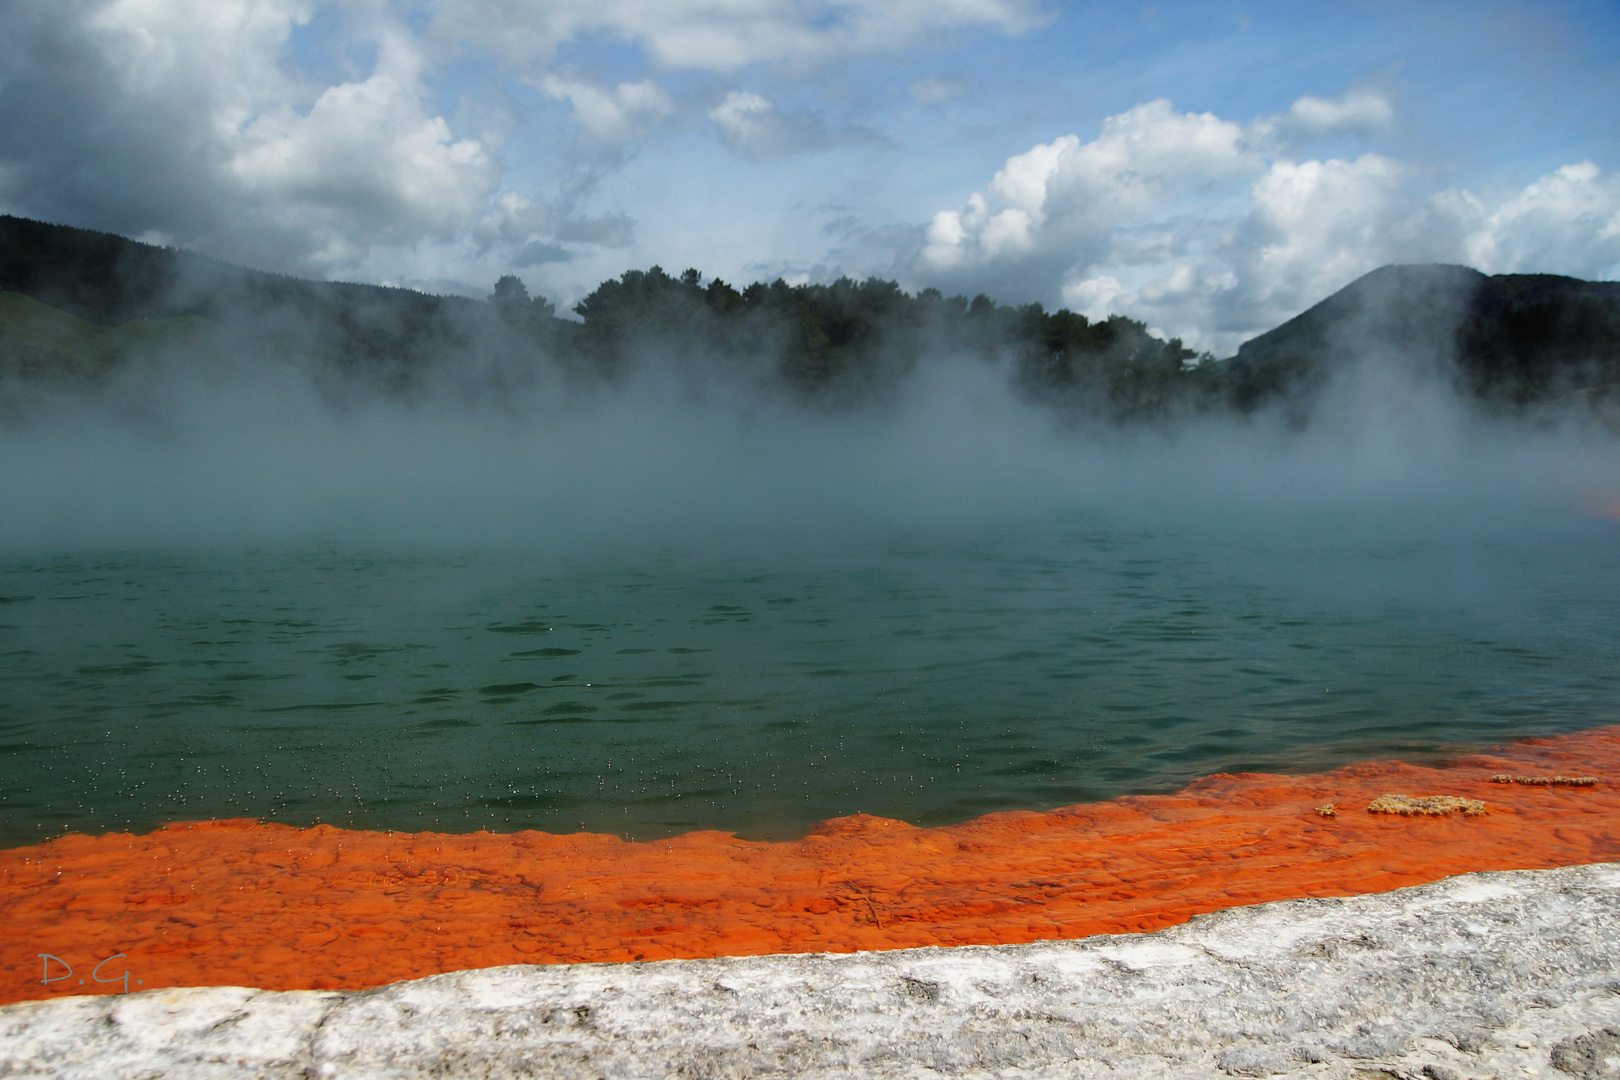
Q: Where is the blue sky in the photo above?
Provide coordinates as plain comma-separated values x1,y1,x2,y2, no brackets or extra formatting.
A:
1,0,1616,353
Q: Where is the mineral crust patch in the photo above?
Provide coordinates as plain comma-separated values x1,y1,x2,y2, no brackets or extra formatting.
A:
3,862,1618,1080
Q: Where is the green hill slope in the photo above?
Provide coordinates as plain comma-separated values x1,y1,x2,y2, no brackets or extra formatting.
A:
0,290,216,381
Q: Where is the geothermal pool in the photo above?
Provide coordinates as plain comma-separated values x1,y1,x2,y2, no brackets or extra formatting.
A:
4,499,1620,1005
3,503,1620,847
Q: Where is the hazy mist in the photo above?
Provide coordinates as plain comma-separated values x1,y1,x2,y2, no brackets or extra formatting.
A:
3,327,1618,557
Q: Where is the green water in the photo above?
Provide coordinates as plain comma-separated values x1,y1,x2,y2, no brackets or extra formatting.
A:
3,507,1618,847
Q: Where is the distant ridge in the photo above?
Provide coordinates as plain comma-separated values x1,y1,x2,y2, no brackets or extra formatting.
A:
1227,263,1620,411
0,214,475,327
0,214,500,382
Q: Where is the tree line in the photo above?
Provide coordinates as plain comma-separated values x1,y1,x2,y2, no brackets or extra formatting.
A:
496,265,1214,420
5,214,1620,423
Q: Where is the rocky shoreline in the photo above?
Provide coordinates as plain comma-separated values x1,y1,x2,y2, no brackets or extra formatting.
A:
3,862,1619,1079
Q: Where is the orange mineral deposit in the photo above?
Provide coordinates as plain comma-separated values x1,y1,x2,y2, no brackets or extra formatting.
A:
3,725,1618,1006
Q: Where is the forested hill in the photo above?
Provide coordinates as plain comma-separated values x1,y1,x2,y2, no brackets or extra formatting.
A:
3,214,1619,422
563,265,1210,415
0,215,1210,418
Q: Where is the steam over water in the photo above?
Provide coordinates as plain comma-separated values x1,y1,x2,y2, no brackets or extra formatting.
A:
3,354,1620,846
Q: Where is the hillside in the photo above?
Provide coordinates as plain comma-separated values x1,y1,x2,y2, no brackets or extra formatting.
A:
1226,263,1620,412
0,291,215,382
0,215,492,381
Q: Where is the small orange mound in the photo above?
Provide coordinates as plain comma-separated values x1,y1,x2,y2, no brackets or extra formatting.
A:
4,726,1620,1007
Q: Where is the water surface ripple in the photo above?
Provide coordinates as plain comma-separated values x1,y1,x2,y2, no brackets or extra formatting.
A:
2,507,1617,845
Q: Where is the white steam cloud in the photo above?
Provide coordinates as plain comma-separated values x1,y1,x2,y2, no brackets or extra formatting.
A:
3,337,1617,557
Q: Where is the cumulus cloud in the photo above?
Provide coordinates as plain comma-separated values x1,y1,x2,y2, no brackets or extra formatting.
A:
1211,153,1414,328
913,94,1620,355
708,91,883,158
0,0,1043,281
433,0,1047,73
230,75,495,251
1468,162,1620,276
0,0,497,273
918,99,1258,293
0,1,695,279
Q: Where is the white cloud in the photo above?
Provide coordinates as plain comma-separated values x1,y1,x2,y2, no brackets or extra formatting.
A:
84,0,312,107
710,92,781,154
4,0,1026,278
476,190,555,248
919,100,1258,275
0,0,498,272
1467,162,1620,277
231,74,496,245
708,91,882,158
1285,87,1394,134
1225,153,1411,322
474,189,636,263
5,3,1612,334
538,75,676,144
433,0,1047,73
918,95,1620,356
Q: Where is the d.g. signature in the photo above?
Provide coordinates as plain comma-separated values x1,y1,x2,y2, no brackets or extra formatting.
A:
37,953,144,994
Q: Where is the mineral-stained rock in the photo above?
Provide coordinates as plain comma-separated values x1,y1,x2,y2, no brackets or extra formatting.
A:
1366,793,1487,816
1492,774,1599,787
3,863,1619,1079
1551,1027,1620,1079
